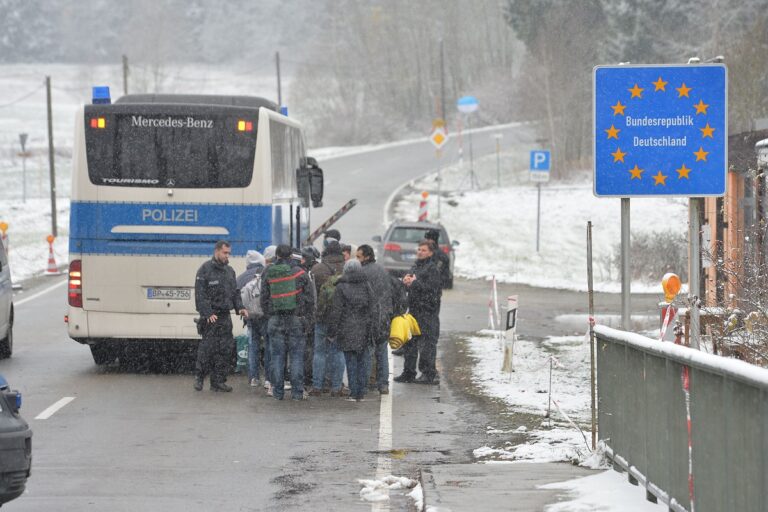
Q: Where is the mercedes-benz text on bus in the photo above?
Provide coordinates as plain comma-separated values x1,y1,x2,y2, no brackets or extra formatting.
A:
66,92,324,365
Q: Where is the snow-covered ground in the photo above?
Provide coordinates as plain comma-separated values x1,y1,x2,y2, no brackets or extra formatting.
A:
393,150,689,293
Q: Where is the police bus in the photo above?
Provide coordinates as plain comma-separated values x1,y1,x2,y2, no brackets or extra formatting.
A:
66,90,323,364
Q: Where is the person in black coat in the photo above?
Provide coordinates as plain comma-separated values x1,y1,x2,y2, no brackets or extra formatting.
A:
357,244,394,394
194,240,248,392
394,239,442,385
425,229,451,289
327,259,374,401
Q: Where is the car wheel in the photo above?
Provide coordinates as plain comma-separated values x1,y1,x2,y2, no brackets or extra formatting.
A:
90,343,116,365
0,320,12,359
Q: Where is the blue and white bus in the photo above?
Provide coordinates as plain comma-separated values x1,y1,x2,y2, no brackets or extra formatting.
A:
66,92,323,364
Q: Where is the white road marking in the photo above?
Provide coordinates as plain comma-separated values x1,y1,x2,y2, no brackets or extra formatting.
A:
371,348,394,511
15,278,67,307
35,396,76,420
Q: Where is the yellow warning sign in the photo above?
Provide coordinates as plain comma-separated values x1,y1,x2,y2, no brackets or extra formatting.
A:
430,127,448,149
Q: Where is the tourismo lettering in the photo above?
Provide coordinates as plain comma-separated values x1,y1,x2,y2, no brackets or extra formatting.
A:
141,208,199,223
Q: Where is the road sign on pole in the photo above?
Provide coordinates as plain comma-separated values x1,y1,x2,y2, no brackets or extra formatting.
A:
530,150,551,183
593,64,727,197
430,126,448,150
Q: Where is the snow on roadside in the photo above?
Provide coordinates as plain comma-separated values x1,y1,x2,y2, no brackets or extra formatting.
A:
393,151,688,293
466,329,596,465
540,469,666,511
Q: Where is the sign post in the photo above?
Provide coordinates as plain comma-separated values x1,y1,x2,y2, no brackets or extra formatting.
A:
594,64,727,332
18,133,28,203
530,150,551,253
430,119,449,221
457,96,479,189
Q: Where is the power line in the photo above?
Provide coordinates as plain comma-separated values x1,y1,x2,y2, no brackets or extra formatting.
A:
0,84,45,109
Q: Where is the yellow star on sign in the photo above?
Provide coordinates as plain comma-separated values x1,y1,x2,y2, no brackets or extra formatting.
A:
694,99,709,114
676,82,692,98
611,147,627,163
700,123,715,138
652,76,668,91
611,100,626,116
628,164,643,180
694,147,709,161
676,164,691,179
628,83,644,98
605,124,620,139
653,171,668,186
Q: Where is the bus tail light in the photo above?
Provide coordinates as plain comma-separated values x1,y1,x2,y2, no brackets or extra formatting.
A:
237,120,253,132
68,260,83,308
384,243,401,252
90,118,106,129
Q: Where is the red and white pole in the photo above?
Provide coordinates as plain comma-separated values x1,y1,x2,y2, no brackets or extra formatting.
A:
44,234,59,276
418,191,429,222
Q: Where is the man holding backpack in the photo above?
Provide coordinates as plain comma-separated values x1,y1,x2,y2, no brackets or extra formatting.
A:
308,239,346,396
237,250,266,388
260,244,315,401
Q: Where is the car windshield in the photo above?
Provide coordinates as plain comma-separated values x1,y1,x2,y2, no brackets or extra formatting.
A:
389,227,433,243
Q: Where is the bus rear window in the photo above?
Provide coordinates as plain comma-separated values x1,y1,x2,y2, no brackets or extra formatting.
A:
84,112,257,188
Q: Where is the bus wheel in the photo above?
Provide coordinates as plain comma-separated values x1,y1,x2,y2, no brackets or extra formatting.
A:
90,343,116,365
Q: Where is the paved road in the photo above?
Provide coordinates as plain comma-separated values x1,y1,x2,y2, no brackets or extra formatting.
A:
0,126,658,510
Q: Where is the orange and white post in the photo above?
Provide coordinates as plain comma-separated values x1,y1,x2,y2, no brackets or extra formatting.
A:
44,234,60,276
0,221,8,251
418,191,429,222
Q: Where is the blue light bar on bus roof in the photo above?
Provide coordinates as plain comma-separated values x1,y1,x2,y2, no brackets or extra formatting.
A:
280,106,288,116
92,86,111,105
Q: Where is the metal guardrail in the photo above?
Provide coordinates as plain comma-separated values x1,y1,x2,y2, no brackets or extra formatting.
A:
595,325,768,512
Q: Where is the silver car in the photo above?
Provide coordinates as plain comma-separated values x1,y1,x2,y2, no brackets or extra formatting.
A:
0,240,12,358
372,221,458,288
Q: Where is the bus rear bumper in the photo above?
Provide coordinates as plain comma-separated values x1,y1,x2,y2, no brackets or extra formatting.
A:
67,310,245,341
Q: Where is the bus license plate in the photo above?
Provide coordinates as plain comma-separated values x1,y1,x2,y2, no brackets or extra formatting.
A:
147,287,191,300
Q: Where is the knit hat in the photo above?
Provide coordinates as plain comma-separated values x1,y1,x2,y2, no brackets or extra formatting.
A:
245,250,265,266
343,258,362,274
263,245,277,262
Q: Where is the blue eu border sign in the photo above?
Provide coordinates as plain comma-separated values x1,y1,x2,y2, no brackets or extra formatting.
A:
594,64,727,197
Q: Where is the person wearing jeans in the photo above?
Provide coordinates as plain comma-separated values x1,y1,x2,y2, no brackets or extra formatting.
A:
260,244,315,401
312,322,345,394
267,315,305,400
344,344,371,401
247,317,269,385
327,259,374,401
356,244,395,394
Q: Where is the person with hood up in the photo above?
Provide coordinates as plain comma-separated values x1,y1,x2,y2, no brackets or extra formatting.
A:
356,244,394,394
327,259,375,401
236,250,267,387
309,239,346,396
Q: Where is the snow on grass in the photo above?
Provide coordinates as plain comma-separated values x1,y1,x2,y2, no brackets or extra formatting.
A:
393,151,688,293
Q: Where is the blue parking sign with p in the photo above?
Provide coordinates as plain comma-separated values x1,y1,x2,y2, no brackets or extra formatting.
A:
530,150,550,171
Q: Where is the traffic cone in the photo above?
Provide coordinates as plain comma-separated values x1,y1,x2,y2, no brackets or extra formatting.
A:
418,191,429,222
44,235,59,276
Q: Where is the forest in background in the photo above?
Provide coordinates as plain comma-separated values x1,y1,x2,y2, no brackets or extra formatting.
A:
2,0,767,168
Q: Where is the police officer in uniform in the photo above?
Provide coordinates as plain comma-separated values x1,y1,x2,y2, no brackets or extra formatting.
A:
194,240,248,392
